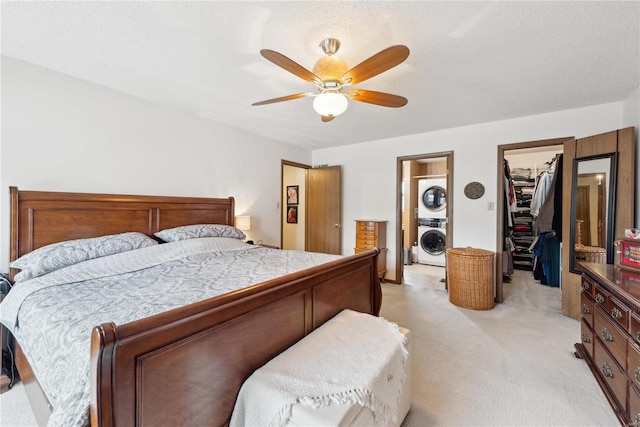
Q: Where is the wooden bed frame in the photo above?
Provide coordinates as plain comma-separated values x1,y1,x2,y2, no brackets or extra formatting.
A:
8,187,382,426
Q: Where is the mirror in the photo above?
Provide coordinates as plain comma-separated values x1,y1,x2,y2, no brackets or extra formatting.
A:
569,153,617,273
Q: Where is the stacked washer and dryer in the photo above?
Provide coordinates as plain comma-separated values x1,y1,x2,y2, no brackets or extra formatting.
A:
417,178,447,266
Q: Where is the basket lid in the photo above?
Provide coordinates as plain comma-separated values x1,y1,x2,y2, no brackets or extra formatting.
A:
447,247,494,257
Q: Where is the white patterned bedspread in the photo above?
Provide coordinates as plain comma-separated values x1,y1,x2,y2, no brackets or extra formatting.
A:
0,238,341,427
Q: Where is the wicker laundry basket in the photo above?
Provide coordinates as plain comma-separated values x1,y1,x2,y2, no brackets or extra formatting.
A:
446,247,495,310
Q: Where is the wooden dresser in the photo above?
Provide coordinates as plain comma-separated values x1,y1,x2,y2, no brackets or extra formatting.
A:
354,220,387,281
575,263,640,425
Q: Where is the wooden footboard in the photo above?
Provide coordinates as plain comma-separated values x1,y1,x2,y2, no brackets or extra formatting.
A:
90,248,381,427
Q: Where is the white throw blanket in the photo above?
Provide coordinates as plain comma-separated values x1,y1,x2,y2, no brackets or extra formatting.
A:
230,309,408,427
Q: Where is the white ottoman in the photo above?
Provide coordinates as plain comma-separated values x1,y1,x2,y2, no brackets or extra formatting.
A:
231,310,411,427
287,327,411,427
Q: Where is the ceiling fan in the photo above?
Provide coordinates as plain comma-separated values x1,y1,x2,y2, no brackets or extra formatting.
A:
252,38,410,122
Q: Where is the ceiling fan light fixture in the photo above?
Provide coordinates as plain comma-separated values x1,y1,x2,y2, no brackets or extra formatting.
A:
312,55,348,81
313,92,348,117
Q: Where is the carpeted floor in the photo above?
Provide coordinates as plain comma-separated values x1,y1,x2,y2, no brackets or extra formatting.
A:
390,265,618,426
0,267,619,426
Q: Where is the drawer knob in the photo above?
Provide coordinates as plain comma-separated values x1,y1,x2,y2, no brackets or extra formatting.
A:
582,333,591,344
582,282,590,291
581,304,590,315
596,294,605,304
611,307,623,319
636,331,640,344
602,362,614,378
635,367,640,384
602,327,613,342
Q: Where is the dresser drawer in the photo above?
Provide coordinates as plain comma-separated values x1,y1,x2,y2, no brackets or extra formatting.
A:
356,222,377,231
630,383,640,426
357,229,375,238
630,312,640,346
582,275,597,299
581,292,594,327
628,342,640,390
594,338,628,411
608,295,630,331
356,233,376,241
595,306,627,364
581,318,594,359
355,238,376,248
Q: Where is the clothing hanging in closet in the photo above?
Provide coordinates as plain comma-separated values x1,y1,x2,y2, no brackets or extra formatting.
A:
532,154,563,238
530,231,561,287
502,160,516,275
529,153,563,287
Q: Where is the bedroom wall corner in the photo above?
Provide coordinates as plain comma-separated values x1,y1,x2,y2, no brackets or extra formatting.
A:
623,85,640,227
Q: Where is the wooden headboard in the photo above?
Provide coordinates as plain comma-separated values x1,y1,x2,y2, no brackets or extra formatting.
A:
9,186,235,274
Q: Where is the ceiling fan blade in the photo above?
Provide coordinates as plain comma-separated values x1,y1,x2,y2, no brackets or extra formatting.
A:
341,45,409,85
260,49,321,84
346,89,408,108
252,93,312,106
321,115,336,122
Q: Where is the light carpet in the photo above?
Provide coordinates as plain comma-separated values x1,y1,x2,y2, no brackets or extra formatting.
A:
388,267,618,426
0,269,619,426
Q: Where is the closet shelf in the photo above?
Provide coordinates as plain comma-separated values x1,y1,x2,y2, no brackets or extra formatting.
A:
511,177,536,270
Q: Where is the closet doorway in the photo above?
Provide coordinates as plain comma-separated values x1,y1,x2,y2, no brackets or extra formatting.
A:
396,151,454,285
496,138,570,302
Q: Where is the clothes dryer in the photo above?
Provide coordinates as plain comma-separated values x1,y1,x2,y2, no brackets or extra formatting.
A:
417,218,447,266
418,178,447,219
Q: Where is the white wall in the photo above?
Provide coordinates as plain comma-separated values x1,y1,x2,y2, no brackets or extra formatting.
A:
313,102,629,282
0,57,312,270
623,86,640,226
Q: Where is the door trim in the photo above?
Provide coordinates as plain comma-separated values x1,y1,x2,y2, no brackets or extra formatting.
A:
281,160,311,249
496,137,572,302
396,151,454,284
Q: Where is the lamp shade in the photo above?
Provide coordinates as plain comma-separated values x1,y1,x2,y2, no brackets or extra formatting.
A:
313,93,348,117
235,215,252,231
312,55,348,81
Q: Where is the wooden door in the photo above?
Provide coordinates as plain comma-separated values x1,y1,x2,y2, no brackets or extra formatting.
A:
561,127,635,320
576,186,591,245
597,183,606,247
306,166,342,254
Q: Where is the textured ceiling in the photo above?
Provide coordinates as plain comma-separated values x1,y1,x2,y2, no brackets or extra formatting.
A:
2,1,638,150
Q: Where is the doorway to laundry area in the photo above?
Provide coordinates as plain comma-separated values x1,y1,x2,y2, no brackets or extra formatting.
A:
396,151,453,286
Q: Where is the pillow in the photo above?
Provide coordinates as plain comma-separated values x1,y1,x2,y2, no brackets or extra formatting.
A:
11,232,158,282
154,224,246,242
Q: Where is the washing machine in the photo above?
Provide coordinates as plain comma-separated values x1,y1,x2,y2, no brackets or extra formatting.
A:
417,218,447,266
418,178,447,219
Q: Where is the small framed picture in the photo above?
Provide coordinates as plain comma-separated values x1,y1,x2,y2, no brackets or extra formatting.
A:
286,206,298,224
286,185,299,205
